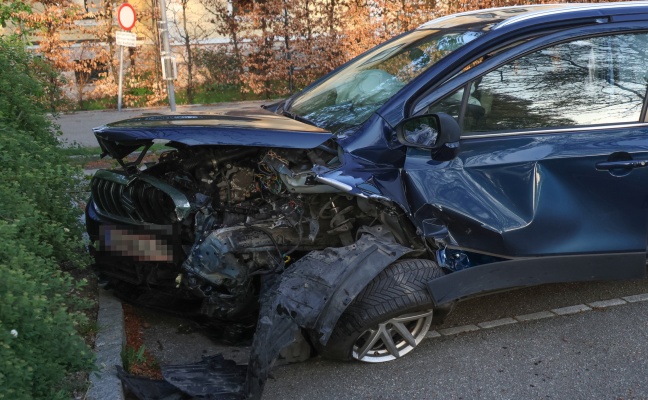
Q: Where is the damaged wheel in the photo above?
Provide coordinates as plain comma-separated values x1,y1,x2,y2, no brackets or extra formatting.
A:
316,259,443,362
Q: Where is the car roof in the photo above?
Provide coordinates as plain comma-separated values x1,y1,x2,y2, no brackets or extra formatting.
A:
417,2,648,31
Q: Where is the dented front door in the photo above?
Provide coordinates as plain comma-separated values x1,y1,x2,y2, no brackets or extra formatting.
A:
404,30,648,260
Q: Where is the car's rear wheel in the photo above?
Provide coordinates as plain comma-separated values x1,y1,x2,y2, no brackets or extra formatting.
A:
315,258,444,362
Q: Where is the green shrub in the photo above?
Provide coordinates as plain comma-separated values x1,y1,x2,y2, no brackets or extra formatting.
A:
121,345,147,373
0,37,94,399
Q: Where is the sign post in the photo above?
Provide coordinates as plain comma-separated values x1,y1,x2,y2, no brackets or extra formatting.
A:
158,0,176,111
116,3,137,111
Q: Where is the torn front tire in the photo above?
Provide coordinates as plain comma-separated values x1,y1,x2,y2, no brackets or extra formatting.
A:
315,258,444,362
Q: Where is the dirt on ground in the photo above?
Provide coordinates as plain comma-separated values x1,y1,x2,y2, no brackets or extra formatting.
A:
122,304,164,380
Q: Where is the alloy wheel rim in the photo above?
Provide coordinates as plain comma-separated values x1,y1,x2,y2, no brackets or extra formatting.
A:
352,309,434,363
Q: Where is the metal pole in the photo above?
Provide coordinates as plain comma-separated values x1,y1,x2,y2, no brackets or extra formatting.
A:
118,45,124,111
158,0,176,112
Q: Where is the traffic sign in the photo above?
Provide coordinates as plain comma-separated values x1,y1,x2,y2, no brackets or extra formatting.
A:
117,3,136,31
115,31,137,47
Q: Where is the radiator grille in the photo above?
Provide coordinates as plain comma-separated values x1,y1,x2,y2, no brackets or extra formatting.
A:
91,172,180,225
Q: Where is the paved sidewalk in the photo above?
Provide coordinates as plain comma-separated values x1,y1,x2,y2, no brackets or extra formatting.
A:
55,100,269,147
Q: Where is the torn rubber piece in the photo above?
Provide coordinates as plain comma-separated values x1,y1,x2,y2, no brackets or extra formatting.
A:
244,277,300,399
274,226,412,344
245,227,412,398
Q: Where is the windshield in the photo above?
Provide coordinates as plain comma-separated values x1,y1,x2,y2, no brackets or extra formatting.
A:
287,28,485,133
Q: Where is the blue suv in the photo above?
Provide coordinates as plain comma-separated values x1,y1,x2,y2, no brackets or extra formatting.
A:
87,3,648,396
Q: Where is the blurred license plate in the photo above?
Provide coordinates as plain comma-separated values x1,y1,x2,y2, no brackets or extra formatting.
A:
99,224,177,262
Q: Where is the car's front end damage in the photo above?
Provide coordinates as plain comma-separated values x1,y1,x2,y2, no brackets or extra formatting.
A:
86,108,437,398
85,5,648,396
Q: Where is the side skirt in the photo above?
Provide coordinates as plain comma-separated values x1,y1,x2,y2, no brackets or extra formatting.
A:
428,252,647,306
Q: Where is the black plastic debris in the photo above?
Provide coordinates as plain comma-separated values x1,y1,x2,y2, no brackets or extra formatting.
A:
162,355,247,399
117,355,246,400
117,366,183,400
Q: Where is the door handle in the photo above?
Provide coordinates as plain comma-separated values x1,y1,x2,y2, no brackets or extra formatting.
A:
595,160,648,170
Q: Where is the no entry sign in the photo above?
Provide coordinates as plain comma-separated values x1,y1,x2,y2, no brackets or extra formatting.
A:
117,3,136,31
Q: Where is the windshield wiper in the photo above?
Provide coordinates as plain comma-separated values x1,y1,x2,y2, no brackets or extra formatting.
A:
281,110,319,127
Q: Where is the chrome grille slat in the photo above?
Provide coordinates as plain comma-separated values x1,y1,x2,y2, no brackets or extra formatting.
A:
107,180,122,215
138,185,157,223
91,170,187,225
128,184,144,220
96,180,113,215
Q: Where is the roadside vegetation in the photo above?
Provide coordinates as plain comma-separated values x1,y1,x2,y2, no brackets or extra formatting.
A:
0,37,95,399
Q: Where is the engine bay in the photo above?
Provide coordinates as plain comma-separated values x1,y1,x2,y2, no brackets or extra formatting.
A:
90,144,401,322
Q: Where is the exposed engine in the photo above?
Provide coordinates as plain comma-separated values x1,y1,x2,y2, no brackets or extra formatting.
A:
92,144,383,322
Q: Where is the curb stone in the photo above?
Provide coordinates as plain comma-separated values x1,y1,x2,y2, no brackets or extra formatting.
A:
514,311,555,322
551,304,591,315
428,294,648,340
87,288,125,400
477,317,517,329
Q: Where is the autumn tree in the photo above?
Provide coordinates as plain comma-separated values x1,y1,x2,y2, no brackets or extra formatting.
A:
87,0,121,88
200,0,244,63
289,0,347,86
72,45,105,108
15,0,86,110
0,0,31,39
239,0,352,98
167,0,215,103
239,0,277,97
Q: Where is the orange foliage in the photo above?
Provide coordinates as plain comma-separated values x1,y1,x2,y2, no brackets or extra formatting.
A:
10,0,628,106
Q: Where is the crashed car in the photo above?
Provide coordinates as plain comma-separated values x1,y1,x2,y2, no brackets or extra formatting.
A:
87,2,648,397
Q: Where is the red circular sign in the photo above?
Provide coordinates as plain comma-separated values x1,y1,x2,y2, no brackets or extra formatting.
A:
117,3,137,31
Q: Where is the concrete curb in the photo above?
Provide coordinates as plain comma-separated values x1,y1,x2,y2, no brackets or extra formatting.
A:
87,288,125,400
426,292,648,340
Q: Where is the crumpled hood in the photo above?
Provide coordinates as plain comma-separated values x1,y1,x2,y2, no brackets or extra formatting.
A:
93,107,333,158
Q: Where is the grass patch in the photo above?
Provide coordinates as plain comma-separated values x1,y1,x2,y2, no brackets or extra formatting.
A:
175,84,268,104
60,146,103,157
63,143,172,170
62,143,171,158
74,84,284,111
78,97,117,111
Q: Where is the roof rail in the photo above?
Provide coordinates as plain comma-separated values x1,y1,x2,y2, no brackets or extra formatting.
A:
417,4,564,29
494,1,648,29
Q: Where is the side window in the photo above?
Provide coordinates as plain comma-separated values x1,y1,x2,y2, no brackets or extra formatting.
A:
423,85,487,132
426,87,465,121
463,33,648,133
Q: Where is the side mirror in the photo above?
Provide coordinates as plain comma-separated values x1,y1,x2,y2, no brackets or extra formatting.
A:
396,113,461,161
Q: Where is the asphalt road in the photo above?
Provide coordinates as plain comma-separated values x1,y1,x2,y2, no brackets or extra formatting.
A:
135,279,648,400
264,301,648,400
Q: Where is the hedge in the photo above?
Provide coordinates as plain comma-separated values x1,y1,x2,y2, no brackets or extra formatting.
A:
0,37,94,399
